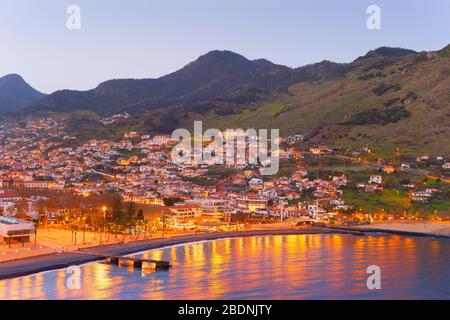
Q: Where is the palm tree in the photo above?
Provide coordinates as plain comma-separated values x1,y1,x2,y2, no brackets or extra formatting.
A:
70,224,79,245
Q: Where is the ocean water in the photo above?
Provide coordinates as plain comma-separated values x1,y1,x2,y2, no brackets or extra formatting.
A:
1,234,449,300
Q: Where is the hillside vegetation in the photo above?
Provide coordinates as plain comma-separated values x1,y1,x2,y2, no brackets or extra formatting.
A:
188,47,450,155
9,45,450,156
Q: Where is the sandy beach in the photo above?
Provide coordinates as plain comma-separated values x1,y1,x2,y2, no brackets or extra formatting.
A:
354,221,450,237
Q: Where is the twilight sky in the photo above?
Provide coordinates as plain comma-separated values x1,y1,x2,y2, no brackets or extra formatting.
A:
1,0,449,93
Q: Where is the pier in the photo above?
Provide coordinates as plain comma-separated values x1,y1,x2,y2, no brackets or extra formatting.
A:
107,256,171,270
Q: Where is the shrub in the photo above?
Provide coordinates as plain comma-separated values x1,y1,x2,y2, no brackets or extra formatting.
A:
344,106,411,126
372,83,401,96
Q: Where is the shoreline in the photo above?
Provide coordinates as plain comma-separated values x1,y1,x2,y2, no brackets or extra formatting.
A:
0,228,347,281
346,221,450,239
329,225,450,239
1,225,449,281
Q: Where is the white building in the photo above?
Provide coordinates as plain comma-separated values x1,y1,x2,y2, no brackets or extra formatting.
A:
236,197,268,215
185,198,228,218
249,178,264,191
0,193,22,216
0,216,35,245
369,175,383,185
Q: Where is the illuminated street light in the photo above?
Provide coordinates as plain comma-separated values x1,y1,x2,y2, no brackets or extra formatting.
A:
102,206,107,244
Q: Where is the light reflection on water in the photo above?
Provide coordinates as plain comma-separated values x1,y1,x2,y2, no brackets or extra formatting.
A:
0,234,449,300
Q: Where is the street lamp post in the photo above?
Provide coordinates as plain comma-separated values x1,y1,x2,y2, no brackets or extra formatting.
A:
102,206,107,244
144,220,148,239
162,211,166,237
280,203,284,223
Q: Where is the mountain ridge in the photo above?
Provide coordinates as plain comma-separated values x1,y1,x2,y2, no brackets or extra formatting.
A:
25,46,415,116
0,74,45,114
6,44,450,155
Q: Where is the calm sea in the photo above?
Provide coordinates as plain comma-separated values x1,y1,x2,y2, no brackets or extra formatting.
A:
1,234,449,300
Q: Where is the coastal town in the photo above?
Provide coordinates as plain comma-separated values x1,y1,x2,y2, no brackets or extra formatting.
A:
2,0,450,303
0,116,449,260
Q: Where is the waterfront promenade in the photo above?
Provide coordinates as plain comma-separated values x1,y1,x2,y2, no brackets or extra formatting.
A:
2,221,450,281
0,227,338,280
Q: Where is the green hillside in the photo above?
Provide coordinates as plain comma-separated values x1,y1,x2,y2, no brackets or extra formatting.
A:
185,49,450,156
13,46,450,156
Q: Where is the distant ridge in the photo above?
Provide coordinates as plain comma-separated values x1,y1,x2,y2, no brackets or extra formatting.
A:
0,74,45,114
356,47,417,60
24,46,424,117
25,49,355,116
8,44,450,154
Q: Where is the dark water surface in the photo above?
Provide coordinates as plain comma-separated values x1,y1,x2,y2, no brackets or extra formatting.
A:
1,234,449,300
